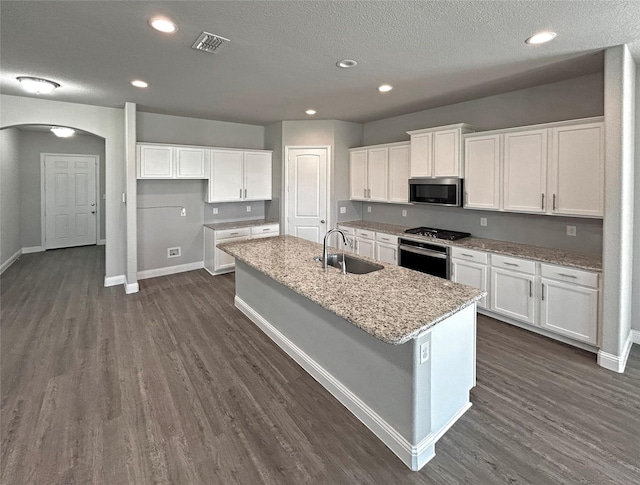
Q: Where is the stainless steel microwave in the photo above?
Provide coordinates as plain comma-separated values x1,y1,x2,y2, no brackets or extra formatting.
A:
408,178,463,207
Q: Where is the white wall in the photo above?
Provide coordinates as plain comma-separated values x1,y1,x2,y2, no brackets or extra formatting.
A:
0,95,126,280
0,128,22,267
18,130,106,247
632,62,640,333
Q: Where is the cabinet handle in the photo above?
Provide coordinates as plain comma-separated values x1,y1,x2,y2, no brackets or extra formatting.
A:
364,188,367,198
553,194,557,210
239,189,242,198
244,189,247,198
541,193,545,210
381,237,389,241
230,232,239,236
541,283,545,301
504,262,519,267
461,253,474,258
557,273,578,279
529,280,532,297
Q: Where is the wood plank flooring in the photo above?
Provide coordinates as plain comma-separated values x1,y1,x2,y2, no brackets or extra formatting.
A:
2,245,639,484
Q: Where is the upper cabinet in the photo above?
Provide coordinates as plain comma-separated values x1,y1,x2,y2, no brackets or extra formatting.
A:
207,149,272,203
463,117,604,218
407,124,475,178
137,143,209,179
349,142,409,204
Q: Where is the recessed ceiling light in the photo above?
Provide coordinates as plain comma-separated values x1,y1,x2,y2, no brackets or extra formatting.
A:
305,109,317,115
378,84,393,93
525,31,557,44
131,80,149,88
149,17,177,33
50,127,75,138
16,76,60,94
336,59,358,68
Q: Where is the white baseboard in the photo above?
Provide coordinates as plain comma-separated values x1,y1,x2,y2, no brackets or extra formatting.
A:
0,249,22,275
22,246,43,254
124,276,139,294
598,331,634,373
235,295,452,471
98,239,106,246
137,261,204,280
631,329,640,345
104,275,125,287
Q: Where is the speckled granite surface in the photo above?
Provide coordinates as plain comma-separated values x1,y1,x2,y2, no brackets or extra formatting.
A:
219,236,484,345
204,219,279,231
338,220,602,272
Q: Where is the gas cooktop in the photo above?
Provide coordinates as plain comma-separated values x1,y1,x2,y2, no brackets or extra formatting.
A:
404,227,471,241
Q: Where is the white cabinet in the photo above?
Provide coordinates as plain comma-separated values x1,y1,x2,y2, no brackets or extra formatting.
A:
463,117,604,218
539,264,599,345
349,142,409,204
489,255,536,324
137,144,209,179
250,223,279,239
207,149,272,203
375,232,399,265
451,247,489,309
464,135,501,210
354,228,376,259
549,122,604,217
407,124,474,178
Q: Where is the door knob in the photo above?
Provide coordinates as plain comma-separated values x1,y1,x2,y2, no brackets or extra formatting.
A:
320,220,326,223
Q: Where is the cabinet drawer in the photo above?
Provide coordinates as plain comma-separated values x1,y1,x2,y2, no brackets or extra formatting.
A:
540,263,599,288
216,227,251,240
251,224,279,235
375,232,398,245
451,247,488,264
491,254,536,274
355,228,375,239
337,225,355,236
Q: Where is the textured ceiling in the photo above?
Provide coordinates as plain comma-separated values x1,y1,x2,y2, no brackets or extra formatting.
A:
1,1,638,125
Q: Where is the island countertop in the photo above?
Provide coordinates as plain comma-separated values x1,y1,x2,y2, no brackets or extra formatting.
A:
219,235,484,345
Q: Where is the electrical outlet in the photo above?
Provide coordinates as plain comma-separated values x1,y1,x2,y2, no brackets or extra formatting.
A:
180,207,186,217
566,225,576,236
420,341,430,364
246,205,251,212
212,208,218,215
367,206,372,213
402,209,407,217
167,247,181,258
339,206,346,214
480,217,487,227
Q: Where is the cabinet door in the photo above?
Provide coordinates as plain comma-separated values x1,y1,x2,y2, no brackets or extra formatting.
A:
540,278,598,345
503,130,547,213
388,145,410,203
349,150,368,200
549,122,604,217
214,235,249,272
175,147,208,179
209,150,244,202
138,145,174,179
410,132,433,177
433,129,460,177
367,147,388,202
244,151,272,200
452,259,488,309
490,268,535,324
464,135,501,210
375,242,397,265
355,237,375,259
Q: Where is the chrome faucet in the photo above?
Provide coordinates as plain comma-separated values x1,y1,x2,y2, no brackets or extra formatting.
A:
322,228,348,270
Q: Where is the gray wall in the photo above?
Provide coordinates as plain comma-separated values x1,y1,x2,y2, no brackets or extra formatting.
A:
0,128,22,266
264,122,283,222
361,203,603,254
363,72,604,145
204,201,266,224
18,130,106,247
632,62,640,333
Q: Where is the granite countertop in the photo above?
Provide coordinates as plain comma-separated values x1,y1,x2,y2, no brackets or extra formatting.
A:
338,220,602,272
204,219,279,231
219,236,484,345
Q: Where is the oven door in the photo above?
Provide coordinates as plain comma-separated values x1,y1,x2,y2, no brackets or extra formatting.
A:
398,243,450,279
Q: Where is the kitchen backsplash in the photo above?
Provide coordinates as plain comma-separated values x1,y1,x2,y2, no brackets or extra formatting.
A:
204,200,266,224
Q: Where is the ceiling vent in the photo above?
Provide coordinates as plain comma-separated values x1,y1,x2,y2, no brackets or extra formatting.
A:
191,32,230,54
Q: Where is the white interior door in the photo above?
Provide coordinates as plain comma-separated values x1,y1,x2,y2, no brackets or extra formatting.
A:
44,154,97,249
286,147,328,243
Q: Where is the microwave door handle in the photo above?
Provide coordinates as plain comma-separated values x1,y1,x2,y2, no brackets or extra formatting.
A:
399,245,448,260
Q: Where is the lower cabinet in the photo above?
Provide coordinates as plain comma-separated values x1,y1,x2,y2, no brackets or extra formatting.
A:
490,267,536,324
452,259,488,309
336,226,398,264
376,242,397,265
354,228,376,259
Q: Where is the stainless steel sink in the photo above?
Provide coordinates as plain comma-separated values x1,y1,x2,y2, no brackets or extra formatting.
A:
315,253,384,274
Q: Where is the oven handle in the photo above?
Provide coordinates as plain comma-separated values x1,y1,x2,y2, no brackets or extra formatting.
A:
399,245,448,260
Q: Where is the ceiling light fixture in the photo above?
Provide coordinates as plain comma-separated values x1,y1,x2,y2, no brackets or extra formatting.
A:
149,17,177,33
131,80,149,88
378,84,393,93
525,31,557,44
17,76,60,94
305,109,317,115
50,127,75,138
337,59,358,68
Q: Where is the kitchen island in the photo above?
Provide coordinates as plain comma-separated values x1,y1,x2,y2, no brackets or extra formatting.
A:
219,235,484,471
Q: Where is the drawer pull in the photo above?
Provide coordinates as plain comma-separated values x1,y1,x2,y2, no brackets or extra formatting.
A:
263,228,271,232
230,232,239,236
381,237,389,241
461,253,474,257
504,262,519,267
557,273,578,279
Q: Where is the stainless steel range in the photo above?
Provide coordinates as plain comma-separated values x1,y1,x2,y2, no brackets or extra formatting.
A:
399,227,471,278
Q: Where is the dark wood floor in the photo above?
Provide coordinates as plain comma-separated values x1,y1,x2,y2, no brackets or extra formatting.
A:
1,246,639,484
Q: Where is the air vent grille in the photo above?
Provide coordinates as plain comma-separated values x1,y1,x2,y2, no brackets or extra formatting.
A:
191,32,230,54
